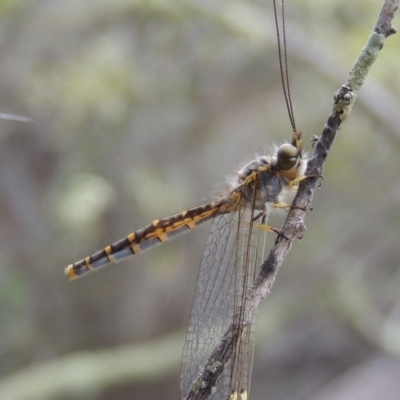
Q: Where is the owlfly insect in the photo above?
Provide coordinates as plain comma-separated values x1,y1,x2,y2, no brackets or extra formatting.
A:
65,1,308,399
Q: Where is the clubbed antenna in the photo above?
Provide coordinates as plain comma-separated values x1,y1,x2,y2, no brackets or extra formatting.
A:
273,0,297,137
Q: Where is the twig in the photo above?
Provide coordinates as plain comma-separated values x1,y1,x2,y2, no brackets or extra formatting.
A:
252,0,398,306
184,1,399,398
0,113,32,123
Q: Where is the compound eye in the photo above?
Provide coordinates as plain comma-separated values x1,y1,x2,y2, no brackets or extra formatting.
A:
277,144,299,171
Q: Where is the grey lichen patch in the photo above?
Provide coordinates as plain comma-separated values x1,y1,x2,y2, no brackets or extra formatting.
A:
331,31,386,122
332,86,354,121
191,377,206,394
348,32,385,92
206,360,222,373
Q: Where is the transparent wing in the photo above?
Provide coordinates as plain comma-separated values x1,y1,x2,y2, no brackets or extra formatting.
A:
181,196,267,400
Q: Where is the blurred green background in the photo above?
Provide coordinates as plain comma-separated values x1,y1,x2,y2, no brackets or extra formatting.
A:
1,0,400,399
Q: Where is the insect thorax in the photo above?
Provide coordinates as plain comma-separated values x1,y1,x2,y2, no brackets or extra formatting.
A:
236,156,283,207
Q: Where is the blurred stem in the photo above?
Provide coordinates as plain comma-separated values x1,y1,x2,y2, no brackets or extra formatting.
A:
0,332,183,400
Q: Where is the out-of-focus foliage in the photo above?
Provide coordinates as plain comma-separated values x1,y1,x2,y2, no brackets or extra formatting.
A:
1,0,400,399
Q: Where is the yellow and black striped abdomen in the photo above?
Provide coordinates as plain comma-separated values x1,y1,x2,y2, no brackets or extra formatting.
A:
65,198,234,280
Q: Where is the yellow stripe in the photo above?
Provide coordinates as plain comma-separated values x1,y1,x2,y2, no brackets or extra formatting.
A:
186,220,196,229
145,227,166,240
132,243,141,254
65,265,77,280
85,256,93,270
158,232,168,242
107,254,116,263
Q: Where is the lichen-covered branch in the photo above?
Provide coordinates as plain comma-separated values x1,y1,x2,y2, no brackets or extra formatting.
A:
251,0,398,312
